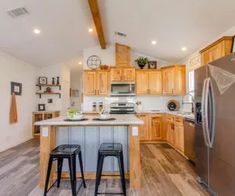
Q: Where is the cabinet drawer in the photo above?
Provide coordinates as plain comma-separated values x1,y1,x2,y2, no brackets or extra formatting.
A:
174,117,184,125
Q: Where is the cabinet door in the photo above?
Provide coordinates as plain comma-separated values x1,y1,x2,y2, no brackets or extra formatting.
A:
148,70,162,95
150,115,162,141
137,114,149,141
123,68,135,82
97,71,109,96
166,117,174,145
136,70,149,95
173,65,186,95
174,124,184,152
115,43,131,67
162,67,174,95
84,71,96,96
110,68,122,81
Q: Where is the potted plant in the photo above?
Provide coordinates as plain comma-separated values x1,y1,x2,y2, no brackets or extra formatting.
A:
135,57,148,69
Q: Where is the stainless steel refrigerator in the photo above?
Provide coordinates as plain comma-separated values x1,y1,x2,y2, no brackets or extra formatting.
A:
195,53,235,196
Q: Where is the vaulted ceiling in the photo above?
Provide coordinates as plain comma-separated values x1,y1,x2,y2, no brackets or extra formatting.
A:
0,0,235,66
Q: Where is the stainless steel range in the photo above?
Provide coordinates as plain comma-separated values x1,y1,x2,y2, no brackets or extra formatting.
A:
109,102,136,114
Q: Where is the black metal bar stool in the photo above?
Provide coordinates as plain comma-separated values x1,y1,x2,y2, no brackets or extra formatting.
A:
94,143,126,196
43,144,86,196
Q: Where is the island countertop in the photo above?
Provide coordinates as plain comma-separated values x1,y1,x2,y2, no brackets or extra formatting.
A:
35,114,144,126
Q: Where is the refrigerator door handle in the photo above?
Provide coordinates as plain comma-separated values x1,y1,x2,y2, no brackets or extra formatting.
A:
208,78,216,148
201,78,210,147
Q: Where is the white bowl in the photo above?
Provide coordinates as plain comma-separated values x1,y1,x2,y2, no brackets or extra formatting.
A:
72,114,84,120
100,114,110,119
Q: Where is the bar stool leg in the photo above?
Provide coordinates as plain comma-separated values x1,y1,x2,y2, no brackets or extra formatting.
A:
97,155,104,186
68,156,76,196
57,158,63,188
73,154,77,193
118,153,126,196
43,157,53,196
78,151,86,188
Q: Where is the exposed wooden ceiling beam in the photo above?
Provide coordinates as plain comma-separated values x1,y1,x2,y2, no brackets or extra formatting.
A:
88,0,106,49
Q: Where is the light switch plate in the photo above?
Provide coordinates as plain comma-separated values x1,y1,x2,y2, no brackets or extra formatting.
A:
132,127,139,136
42,127,48,137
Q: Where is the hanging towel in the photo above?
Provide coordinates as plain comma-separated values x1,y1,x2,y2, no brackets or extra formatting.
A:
9,93,18,124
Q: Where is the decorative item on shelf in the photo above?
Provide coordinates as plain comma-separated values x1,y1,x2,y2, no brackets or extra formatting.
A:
100,64,109,70
56,76,60,85
52,77,55,85
45,87,52,93
38,104,46,111
48,99,53,103
11,81,22,96
38,77,47,85
135,57,148,69
92,102,97,112
70,89,79,97
87,55,101,69
98,102,104,112
148,61,157,69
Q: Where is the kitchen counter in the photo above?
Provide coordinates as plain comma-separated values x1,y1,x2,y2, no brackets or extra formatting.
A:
37,114,142,191
136,110,195,120
35,114,143,126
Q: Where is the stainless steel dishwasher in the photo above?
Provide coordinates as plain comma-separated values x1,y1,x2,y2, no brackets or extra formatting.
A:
184,118,196,162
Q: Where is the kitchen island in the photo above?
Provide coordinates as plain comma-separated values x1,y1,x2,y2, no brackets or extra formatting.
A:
35,114,143,190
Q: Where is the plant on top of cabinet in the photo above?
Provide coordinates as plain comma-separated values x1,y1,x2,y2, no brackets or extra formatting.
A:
135,56,148,69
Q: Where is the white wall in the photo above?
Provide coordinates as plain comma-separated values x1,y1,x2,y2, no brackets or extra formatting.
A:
83,45,170,70
0,51,37,152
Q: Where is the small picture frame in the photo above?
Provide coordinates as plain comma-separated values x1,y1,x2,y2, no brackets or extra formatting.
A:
148,61,157,69
38,77,47,85
38,104,46,111
11,82,22,96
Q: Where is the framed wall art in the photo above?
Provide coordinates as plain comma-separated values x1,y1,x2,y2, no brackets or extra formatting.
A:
11,82,22,96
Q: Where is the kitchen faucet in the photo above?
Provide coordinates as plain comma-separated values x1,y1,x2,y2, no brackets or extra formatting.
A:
182,93,195,113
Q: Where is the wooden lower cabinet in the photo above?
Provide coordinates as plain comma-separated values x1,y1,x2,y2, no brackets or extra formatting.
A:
150,114,162,141
138,113,185,154
137,114,149,141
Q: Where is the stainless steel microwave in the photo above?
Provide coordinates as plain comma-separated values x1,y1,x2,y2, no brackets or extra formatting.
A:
110,82,136,96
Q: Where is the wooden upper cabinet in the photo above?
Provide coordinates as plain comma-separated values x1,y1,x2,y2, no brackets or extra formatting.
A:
150,115,162,141
137,113,149,141
110,68,122,81
136,70,149,95
111,67,135,82
83,71,96,96
162,65,186,96
162,67,174,95
148,70,162,95
97,71,109,96
173,65,186,95
200,36,233,66
115,43,131,67
84,70,109,96
122,68,135,82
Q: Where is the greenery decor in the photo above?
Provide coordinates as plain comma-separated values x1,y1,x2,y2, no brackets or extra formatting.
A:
135,57,148,69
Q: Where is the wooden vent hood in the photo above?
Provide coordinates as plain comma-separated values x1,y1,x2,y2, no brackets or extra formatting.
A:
115,43,131,67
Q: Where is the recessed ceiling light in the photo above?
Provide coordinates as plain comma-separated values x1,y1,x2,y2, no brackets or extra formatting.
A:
151,40,157,45
33,28,41,34
88,28,93,33
181,47,187,51
78,61,82,65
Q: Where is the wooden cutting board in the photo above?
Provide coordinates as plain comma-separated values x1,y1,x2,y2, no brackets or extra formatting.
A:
9,93,18,124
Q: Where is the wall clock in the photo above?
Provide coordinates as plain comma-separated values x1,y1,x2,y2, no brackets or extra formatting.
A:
87,55,101,69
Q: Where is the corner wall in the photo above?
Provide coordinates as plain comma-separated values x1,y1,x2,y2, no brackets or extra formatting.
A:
0,51,37,152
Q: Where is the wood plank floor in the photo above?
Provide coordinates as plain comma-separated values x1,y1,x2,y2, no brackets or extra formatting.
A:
0,139,209,196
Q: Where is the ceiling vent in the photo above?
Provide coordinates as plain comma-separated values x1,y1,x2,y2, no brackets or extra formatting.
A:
115,31,127,37
7,7,29,18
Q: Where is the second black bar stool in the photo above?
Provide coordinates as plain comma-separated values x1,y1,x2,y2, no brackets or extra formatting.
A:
43,144,86,196
94,143,126,196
